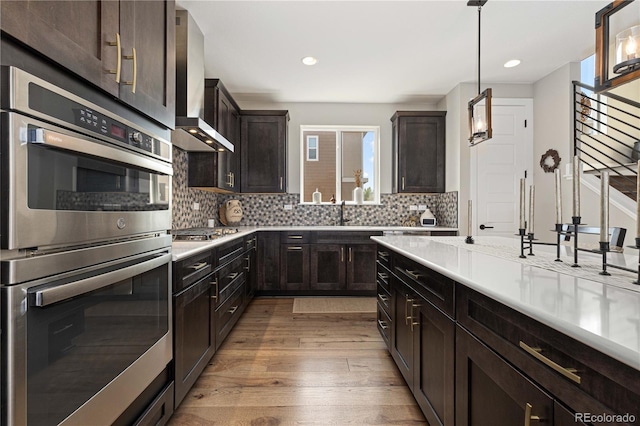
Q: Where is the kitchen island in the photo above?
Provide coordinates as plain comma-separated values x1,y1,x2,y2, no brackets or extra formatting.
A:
372,235,640,425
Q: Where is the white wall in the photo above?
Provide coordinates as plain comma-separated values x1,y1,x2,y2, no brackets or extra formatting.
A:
236,101,440,194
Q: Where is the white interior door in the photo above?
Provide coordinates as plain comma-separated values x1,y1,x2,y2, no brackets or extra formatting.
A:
472,100,533,237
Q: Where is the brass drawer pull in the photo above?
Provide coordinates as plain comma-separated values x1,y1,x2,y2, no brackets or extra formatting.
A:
210,279,218,300
519,341,581,384
405,295,414,325
188,262,208,271
227,272,240,280
348,247,352,262
228,306,238,314
123,47,137,93
107,33,122,83
288,235,304,239
287,246,303,251
378,251,389,258
377,319,388,330
410,302,420,331
378,272,389,280
377,293,388,303
524,403,541,426
405,269,422,280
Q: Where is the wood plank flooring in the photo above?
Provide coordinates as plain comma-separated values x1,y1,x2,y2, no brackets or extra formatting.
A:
169,298,427,425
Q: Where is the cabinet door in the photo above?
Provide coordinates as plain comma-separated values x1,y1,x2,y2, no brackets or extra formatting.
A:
413,300,455,426
455,326,553,426
241,113,287,193
310,244,345,290
0,0,120,97
390,278,415,388
119,0,175,128
257,232,280,292
346,244,377,292
395,113,445,193
280,244,310,291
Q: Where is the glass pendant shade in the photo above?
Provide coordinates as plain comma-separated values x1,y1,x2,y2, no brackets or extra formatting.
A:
468,88,492,145
614,25,640,74
594,0,640,93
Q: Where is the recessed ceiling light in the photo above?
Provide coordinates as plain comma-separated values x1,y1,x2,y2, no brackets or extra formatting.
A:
504,59,521,68
302,56,318,66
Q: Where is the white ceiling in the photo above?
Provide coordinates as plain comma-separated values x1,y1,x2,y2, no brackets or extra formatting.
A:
177,0,616,104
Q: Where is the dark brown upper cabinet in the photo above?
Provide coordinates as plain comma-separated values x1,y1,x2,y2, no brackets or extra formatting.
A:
1,0,176,129
391,111,446,193
241,110,289,193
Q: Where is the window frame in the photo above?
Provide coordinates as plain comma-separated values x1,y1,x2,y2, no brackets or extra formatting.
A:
299,125,380,205
306,135,319,161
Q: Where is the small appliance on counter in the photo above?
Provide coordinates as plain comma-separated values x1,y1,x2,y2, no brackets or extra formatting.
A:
420,208,437,227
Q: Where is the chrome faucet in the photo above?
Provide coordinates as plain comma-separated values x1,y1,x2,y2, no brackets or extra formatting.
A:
340,200,350,226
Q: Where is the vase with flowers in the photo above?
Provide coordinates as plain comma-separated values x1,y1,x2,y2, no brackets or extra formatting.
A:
353,169,364,204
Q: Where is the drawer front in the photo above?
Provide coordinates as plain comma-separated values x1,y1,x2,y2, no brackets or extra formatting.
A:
217,238,245,265
173,250,215,293
377,283,391,317
376,262,392,294
376,246,391,269
133,382,174,426
457,284,640,421
377,304,391,349
393,254,454,317
214,255,245,307
280,231,311,243
215,283,245,349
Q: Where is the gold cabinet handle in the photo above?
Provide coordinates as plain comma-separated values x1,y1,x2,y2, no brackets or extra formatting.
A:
519,341,581,384
410,301,420,331
402,176,405,190
228,305,238,314
188,262,208,271
280,176,283,190
107,33,121,83
405,269,421,280
377,272,388,280
288,235,304,239
287,246,303,251
210,278,218,301
378,251,389,259
341,247,344,262
227,272,240,280
226,172,233,187
244,255,251,272
123,47,137,93
524,403,541,426
348,247,352,262
405,295,414,325
377,293,388,303
377,319,388,330
232,172,235,188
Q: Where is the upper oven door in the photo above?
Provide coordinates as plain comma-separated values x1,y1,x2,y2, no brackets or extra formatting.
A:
1,111,173,250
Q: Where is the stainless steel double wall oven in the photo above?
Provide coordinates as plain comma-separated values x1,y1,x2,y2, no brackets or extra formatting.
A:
1,67,174,425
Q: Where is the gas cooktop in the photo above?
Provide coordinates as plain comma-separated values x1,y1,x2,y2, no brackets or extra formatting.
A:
171,227,239,241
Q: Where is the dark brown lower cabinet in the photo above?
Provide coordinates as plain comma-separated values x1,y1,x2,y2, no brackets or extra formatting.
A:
455,325,553,426
346,244,377,291
390,273,455,426
257,232,281,292
280,244,310,290
310,244,345,290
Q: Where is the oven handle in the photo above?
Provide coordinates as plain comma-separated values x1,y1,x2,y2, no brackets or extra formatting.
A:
28,128,173,176
34,253,171,307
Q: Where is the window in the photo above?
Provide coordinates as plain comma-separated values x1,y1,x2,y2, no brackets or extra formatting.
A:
300,125,380,204
306,135,319,161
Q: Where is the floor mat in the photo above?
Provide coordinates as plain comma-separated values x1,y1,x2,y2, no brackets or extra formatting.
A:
292,297,377,314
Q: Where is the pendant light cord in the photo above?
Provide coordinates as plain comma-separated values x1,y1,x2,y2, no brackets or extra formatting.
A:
477,5,481,96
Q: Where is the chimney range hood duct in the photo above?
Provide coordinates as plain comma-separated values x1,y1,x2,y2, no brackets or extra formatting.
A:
173,10,234,152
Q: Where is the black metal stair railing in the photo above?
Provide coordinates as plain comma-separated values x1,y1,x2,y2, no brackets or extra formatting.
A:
573,81,640,200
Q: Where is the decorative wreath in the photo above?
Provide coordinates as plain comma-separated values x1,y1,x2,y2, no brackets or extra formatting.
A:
540,149,561,173
579,92,591,123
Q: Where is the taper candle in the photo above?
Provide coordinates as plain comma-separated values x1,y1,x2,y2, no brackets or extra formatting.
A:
573,156,581,218
600,171,609,243
554,169,562,224
519,178,526,229
637,161,640,239
529,185,535,234
468,200,472,236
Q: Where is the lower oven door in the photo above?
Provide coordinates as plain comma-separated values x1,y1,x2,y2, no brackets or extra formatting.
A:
2,249,172,426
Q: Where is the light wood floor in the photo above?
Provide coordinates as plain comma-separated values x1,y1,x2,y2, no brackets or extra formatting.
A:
169,298,427,425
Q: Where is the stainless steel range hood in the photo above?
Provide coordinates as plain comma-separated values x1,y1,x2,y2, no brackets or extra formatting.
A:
173,10,234,152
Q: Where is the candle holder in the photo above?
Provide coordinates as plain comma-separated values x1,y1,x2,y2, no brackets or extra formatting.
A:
527,233,536,256
518,228,527,258
554,223,563,262
598,241,611,276
571,216,582,267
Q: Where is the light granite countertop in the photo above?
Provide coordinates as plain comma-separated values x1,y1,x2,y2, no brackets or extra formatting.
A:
171,225,457,261
371,235,640,371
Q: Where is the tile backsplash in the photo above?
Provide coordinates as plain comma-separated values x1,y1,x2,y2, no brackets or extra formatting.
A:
172,147,458,229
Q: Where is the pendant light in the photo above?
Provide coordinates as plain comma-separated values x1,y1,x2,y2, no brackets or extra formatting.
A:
468,0,492,146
